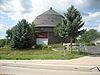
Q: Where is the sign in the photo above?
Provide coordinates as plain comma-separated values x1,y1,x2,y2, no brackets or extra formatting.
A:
36,38,48,45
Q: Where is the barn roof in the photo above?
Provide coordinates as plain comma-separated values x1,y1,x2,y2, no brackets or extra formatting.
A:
34,7,64,27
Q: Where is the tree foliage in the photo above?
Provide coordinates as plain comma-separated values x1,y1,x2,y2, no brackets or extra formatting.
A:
31,22,36,36
11,19,35,49
6,29,13,40
6,26,16,44
55,5,86,52
0,39,7,47
79,29,100,43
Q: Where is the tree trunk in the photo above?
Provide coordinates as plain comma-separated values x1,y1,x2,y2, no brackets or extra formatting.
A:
70,39,73,53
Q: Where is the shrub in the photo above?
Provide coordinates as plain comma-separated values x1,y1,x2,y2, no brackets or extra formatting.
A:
50,44,63,48
85,42,95,46
35,44,63,50
35,45,48,50
42,45,48,50
0,39,6,47
35,45,42,49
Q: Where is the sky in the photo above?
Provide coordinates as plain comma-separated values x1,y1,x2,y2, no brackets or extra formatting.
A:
0,0,100,39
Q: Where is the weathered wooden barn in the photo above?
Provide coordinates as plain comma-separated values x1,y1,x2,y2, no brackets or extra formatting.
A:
34,7,64,45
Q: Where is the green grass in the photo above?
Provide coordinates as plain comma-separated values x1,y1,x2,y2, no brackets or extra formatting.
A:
0,47,88,60
50,44,63,48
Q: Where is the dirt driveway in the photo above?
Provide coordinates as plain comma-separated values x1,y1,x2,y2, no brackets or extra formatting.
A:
0,56,100,66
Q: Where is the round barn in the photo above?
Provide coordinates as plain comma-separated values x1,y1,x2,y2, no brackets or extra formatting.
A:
34,7,64,45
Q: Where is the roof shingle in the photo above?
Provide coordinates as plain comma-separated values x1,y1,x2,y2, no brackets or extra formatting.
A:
34,7,64,27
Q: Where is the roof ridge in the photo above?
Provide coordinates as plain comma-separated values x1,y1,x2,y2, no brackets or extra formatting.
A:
41,8,61,15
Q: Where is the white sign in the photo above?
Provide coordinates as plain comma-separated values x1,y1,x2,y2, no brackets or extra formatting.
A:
36,38,48,45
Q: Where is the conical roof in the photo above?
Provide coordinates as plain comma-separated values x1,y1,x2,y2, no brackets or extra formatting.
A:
42,7,61,15
34,7,64,27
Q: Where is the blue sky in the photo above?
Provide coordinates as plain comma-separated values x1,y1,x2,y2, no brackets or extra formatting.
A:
0,0,100,39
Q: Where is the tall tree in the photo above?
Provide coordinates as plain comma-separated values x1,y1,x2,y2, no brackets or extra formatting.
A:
55,5,86,52
11,19,35,49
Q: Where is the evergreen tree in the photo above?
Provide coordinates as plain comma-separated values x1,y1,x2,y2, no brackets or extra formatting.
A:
11,19,34,49
55,5,86,52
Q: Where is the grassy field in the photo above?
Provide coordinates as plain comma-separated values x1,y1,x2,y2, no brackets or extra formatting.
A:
0,47,89,60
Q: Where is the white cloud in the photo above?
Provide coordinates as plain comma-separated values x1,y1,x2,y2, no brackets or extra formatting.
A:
0,0,23,13
98,24,100,28
0,0,71,23
0,0,100,23
82,12,100,32
0,24,10,39
75,0,100,9
82,24,100,32
74,0,89,9
2,0,96,24
83,12,100,21
0,24,10,33
0,0,43,23
0,0,24,22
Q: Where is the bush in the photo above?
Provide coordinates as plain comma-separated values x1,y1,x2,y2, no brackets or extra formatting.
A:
0,39,6,47
35,44,63,50
35,45,48,50
50,44,63,48
42,45,48,50
85,42,95,46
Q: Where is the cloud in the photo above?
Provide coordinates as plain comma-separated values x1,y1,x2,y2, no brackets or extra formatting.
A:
0,0,32,23
82,24,100,32
0,24,10,33
87,0,100,7
0,0,23,13
0,0,71,23
0,24,10,39
75,0,100,8
82,12,100,30
79,11,100,32
83,12,100,22
0,0,48,23
0,0,100,22
20,0,33,13
75,0,88,7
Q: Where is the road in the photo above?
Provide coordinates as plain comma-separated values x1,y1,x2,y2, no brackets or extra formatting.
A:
0,61,100,75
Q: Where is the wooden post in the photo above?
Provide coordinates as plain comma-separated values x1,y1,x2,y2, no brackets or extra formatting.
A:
63,45,66,56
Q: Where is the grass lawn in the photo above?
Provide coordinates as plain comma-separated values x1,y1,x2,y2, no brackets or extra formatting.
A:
0,47,89,60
